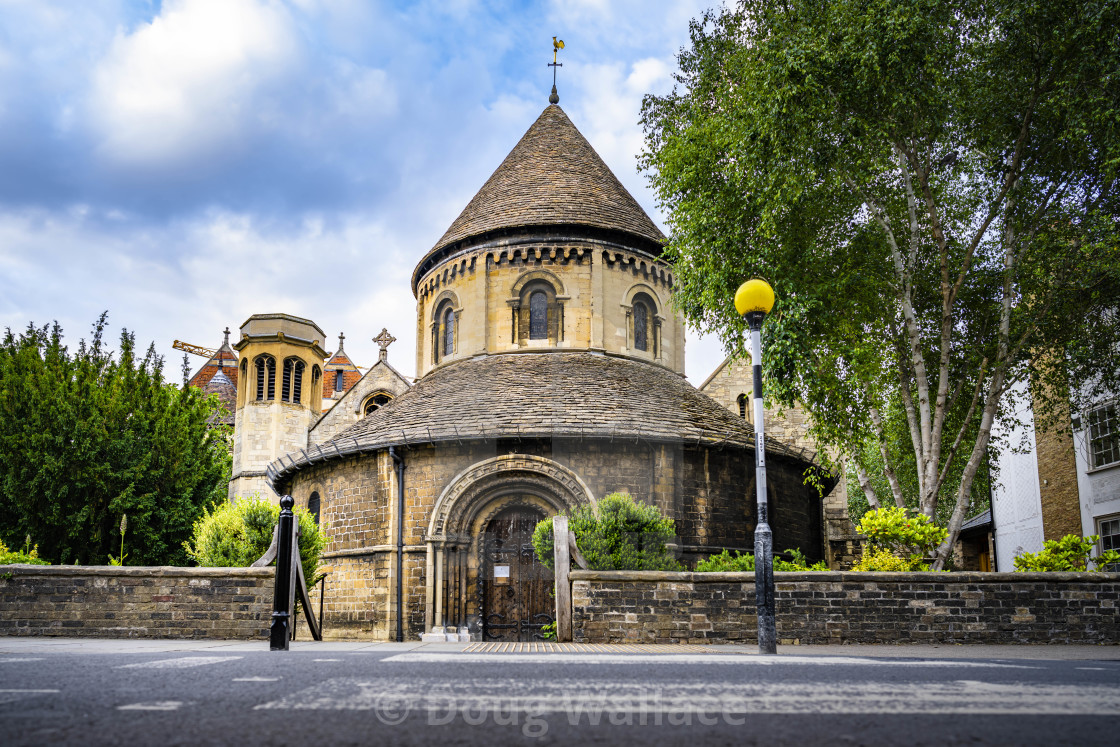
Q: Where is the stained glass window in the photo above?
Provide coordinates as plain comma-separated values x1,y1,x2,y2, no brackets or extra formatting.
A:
443,308,455,356
634,301,649,351
529,291,548,340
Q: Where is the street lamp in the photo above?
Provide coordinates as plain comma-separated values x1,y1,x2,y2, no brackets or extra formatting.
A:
734,278,777,655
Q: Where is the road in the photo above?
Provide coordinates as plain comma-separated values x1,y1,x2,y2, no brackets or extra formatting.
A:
1,640,1118,746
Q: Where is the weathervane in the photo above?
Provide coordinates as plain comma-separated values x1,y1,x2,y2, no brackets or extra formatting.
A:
548,36,565,104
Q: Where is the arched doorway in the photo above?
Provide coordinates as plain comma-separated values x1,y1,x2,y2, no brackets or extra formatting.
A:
424,455,596,640
480,504,553,641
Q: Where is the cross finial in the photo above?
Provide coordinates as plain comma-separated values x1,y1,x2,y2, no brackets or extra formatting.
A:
548,36,565,105
222,327,231,346
373,328,396,362
338,332,346,350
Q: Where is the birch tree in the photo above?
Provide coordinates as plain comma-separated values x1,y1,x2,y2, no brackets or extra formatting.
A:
640,0,1120,567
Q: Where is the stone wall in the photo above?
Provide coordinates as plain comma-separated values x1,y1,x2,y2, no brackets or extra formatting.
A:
0,566,273,639
570,570,1120,645
287,435,829,640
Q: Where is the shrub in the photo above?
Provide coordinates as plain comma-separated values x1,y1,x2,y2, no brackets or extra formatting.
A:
855,506,947,571
852,547,918,572
0,536,49,565
184,496,326,583
1013,534,1120,572
696,548,828,572
532,492,682,571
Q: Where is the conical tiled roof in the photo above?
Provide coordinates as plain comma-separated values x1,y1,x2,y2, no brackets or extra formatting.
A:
414,105,664,288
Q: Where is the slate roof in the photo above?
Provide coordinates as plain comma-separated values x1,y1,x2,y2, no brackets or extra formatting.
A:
960,509,992,535
412,105,665,289
268,352,823,491
203,367,236,427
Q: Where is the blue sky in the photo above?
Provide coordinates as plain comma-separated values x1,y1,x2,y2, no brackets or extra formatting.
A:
0,0,726,383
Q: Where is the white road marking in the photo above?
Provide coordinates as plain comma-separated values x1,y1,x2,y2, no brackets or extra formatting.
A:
255,676,1120,716
381,652,1034,668
117,701,189,711
313,658,341,662
0,657,45,663
233,677,281,682
1076,667,1108,671
117,656,242,669
0,689,60,705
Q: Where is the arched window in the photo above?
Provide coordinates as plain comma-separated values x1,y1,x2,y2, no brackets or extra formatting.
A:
514,277,562,346
432,298,458,364
529,290,548,340
363,393,393,416
281,358,305,403
737,393,748,419
628,291,659,356
308,492,321,526
443,307,455,356
255,355,275,401
633,299,649,352
334,370,344,392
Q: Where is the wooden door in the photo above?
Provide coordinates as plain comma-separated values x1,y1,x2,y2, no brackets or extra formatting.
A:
481,505,554,642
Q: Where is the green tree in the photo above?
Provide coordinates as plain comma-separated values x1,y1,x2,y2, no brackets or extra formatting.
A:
532,492,682,571
640,0,1120,568
0,314,231,565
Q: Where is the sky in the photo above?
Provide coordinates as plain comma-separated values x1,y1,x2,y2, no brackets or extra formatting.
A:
0,0,729,385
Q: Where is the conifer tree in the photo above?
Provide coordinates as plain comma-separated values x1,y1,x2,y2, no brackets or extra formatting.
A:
0,313,231,565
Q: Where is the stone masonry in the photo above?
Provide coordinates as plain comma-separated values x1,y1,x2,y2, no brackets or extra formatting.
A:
570,570,1120,645
0,566,272,639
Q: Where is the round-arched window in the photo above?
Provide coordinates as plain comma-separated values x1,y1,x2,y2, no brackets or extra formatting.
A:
363,393,393,415
308,492,321,526
443,307,455,357
633,300,649,352
529,290,548,340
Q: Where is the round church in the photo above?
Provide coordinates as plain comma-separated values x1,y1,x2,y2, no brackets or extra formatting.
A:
223,100,834,641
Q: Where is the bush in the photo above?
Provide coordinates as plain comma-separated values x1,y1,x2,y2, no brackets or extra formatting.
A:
0,536,49,565
854,506,947,571
183,496,326,583
1013,534,1120,572
696,548,828,572
532,492,682,571
852,547,918,572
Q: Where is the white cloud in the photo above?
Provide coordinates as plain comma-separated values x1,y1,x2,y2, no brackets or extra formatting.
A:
89,0,301,166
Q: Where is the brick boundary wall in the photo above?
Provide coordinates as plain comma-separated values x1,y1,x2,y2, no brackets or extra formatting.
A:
570,570,1120,645
0,566,274,639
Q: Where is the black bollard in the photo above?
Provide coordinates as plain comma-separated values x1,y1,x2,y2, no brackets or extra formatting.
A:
269,495,296,651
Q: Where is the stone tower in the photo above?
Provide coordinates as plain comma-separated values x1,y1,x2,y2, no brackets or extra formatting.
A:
229,313,328,500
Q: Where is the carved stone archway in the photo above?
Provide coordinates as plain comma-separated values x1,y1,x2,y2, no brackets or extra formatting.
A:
427,455,596,543
421,455,596,640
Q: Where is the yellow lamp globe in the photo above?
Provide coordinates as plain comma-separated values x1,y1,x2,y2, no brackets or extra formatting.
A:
734,278,775,316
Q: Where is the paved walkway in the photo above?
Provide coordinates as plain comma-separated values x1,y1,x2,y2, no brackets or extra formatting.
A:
1,637,1116,660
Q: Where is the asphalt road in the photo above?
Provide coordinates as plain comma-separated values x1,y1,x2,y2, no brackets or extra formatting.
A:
2,640,1118,746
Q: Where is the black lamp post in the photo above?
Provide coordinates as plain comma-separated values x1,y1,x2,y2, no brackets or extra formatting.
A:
735,278,778,655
